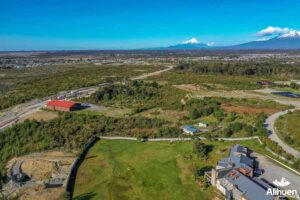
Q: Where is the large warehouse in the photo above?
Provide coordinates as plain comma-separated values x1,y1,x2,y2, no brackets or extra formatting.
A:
45,100,79,112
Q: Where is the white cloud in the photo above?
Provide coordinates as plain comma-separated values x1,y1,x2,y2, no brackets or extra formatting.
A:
207,42,216,46
256,26,300,38
181,38,199,44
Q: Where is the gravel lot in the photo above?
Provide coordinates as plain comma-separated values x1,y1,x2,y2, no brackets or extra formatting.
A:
251,152,300,193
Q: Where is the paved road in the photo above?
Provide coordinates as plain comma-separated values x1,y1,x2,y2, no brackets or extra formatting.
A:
0,65,174,131
265,109,300,158
252,152,300,193
255,88,300,158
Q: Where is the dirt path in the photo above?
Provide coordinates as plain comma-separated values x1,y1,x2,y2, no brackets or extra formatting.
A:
131,65,174,80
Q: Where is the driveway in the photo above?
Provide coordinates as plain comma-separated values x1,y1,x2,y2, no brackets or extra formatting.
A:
252,152,300,193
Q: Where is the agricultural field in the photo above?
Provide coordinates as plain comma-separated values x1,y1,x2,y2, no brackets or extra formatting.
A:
275,110,300,151
73,139,266,200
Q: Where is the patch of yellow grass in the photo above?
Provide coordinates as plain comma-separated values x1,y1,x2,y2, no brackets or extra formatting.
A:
22,110,58,121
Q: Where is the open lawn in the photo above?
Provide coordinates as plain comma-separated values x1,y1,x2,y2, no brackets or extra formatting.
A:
275,110,300,151
73,140,215,200
73,139,267,200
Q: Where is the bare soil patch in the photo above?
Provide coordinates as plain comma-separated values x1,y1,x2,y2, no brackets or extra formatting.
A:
22,110,58,122
5,151,76,200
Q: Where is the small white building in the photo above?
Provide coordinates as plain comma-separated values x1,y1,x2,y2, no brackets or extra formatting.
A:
198,122,208,128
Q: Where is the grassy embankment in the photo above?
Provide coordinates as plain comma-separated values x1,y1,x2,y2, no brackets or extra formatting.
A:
275,110,300,151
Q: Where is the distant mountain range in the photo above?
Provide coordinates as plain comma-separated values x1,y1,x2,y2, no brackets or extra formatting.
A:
148,34,300,50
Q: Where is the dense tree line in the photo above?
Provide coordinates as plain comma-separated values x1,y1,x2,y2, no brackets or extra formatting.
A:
185,98,223,120
90,80,160,104
0,113,180,179
176,62,300,77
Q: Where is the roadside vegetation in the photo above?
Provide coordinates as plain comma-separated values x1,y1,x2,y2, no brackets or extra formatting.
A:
275,110,300,151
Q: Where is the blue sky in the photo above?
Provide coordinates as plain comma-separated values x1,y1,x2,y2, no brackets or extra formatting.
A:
1,0,300,50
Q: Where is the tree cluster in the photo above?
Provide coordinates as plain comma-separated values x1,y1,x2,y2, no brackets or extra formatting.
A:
176,62,300,77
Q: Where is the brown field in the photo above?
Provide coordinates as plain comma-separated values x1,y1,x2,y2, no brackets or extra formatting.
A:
221,104,279,115
22,110,58,122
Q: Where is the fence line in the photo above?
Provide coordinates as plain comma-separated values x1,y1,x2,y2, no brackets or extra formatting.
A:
65,136,98,199
98,136,137,140
147,138,192,142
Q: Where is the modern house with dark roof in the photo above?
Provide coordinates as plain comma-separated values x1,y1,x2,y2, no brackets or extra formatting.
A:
208,144,278,200
217,144,253,177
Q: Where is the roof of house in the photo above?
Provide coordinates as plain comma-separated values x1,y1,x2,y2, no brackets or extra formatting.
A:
217,145,253,169
230,144,246,155
224,169,273,200
46,100,77,108
183,125,198,133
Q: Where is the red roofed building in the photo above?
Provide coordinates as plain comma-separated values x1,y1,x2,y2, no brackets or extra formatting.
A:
45,100,79,112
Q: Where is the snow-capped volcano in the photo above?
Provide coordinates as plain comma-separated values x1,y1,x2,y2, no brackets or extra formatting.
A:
279,30,300,38
164,38,209,49
181,38,200,44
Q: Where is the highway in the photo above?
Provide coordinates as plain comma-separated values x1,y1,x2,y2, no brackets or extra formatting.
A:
0,65,174,131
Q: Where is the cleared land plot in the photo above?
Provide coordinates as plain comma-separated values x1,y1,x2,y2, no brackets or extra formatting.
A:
80,104,131,117
73,140,216,200
73,139,269,200
275,110,300,151
146,72,263,90
6,151,76,200
21,110,58,122
137,108,188,123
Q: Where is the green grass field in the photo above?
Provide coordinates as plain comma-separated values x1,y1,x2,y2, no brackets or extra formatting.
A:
73,140,215,200
73,139,267,200
275,110,300,151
